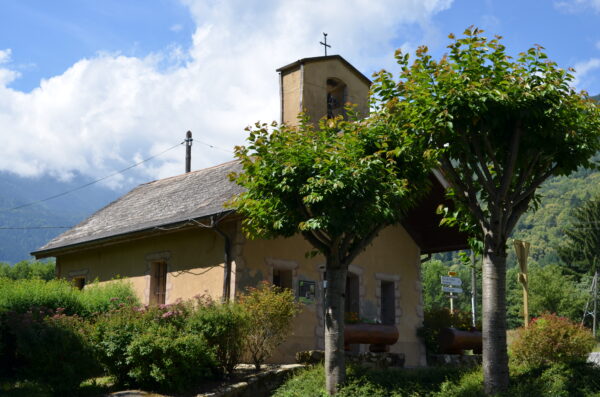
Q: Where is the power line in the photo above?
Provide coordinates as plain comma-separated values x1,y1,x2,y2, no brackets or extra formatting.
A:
0,226,71,230
0,140,185,214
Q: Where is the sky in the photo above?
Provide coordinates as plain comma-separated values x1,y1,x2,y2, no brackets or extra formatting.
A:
0,0,599,188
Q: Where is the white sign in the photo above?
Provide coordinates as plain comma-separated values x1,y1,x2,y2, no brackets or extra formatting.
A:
442,286,463,294
441,276,462,286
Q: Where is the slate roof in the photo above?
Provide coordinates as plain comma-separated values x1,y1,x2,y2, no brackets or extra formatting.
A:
33,160,244,256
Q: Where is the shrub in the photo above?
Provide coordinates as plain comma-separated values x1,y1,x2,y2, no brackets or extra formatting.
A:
88,306,152,384
126,323,217,393
418,308,478,354
0,278,82,315
2,309,101,395
509,313,596,367
239,282,302,370
187,296,248,375
89,300,194,385
78,279,139,316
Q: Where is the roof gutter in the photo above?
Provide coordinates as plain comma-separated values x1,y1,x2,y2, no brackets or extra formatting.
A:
210,214,232,302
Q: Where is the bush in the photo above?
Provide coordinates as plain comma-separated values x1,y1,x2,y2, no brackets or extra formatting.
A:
88,306,152,384
510,313,596,367
187,296,248,375
126,323,217,393
0,278,82,315
418,308,478,354
89,300,196,385
78,279,139,316
2,309,101,395
239,282,301,369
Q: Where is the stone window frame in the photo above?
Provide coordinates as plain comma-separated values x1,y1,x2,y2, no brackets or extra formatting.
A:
374,273,402,325
144,251,172,305
265,257,299,296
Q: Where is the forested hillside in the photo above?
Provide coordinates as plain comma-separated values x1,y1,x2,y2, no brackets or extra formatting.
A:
0,172,125,263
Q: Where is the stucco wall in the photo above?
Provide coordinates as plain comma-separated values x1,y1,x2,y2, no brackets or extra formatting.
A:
56,227,226,304
236,223,426,367
281,58,370,127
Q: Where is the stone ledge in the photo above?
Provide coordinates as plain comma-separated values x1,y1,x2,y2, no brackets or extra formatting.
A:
296,350,405,369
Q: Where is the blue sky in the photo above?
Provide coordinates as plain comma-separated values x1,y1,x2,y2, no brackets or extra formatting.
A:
0,0,598,185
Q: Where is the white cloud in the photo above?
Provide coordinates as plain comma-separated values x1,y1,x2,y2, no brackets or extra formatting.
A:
170,24,183,32
0,0,453,186
0,49,12,64
555,0,600,13
572,58,600,92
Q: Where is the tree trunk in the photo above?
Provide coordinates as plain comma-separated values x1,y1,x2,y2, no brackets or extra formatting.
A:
482,234,509,395
324,262,348,395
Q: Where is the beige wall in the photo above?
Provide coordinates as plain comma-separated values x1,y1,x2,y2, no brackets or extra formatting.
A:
281,58,370,127
236,223,426,367
57,227,226,304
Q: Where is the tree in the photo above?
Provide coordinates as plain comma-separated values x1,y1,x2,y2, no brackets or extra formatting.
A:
558,194,600,277
229,114,434,394
373,28,600,394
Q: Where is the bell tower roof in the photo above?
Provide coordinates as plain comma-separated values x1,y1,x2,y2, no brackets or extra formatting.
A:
276,55,372,85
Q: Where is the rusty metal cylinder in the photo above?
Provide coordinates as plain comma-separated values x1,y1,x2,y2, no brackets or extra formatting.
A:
344,324,399,351
438,327,482,354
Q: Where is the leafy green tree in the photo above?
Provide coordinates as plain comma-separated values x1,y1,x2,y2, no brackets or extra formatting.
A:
557,194,600,277
373,28,600,394
506,264,587,328
0,260,55,280
229,114,434,394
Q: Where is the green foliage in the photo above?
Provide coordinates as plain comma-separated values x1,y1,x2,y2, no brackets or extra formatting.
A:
558,193,600,276
510,313,596,367
0,260,55,281
1,310,101,395
275,362,600,397
238,282,301,369
0,278,138,317
0,278,82,315
126,324,217,393
78,280,139,316
418,308,479,354
229,112,435,257
186,296,248,375
506,264,587,328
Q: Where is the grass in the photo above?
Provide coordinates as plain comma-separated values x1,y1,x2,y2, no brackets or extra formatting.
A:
0,376,116,397
273,362,600,397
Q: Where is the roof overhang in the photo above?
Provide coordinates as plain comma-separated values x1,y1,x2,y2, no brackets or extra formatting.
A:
276,55,372,86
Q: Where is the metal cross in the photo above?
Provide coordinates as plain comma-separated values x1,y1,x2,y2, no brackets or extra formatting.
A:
320,32,331,56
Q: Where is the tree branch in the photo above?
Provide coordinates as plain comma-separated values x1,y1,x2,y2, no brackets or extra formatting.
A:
302,231,330,254
483,133,502,173
343,223,386,266
498,122,522,201
471,136,498,196
511,163,558,208
440,155,490,230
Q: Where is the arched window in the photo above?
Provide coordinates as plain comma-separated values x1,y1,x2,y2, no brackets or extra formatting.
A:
326,78,347,119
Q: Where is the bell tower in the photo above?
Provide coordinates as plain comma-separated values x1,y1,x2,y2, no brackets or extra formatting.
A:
276,55,371,126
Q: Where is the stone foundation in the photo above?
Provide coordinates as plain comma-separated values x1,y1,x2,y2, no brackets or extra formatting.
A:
427,354,482,367
296,350,405,369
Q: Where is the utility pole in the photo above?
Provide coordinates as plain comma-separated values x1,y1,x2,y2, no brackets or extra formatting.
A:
471,250,477,328
185,131,193,173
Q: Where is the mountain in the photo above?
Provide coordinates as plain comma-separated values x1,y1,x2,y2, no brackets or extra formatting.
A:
0,172,128,263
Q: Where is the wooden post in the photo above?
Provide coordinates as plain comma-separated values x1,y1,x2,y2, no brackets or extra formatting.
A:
514,240,530,327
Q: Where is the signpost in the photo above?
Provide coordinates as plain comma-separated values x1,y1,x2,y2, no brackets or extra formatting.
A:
441,272,463,313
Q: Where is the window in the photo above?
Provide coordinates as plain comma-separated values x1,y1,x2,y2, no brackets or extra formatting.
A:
72,277,85,290
345,272,360,315
326,78,347,119
273,268,293,290
150,261,167,305
380,281,396,325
